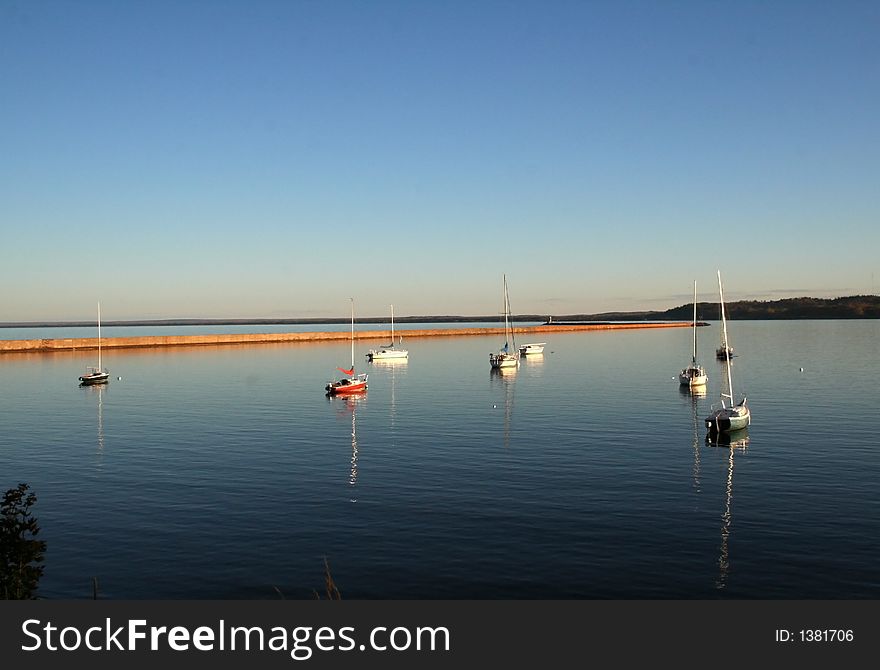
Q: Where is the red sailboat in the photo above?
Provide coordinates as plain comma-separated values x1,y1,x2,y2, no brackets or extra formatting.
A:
325,298,368,395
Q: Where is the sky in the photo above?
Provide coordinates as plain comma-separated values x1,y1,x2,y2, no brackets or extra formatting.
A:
2,0,878,321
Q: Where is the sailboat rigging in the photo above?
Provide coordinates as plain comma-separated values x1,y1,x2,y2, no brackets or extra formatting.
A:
716,283,736,360
79,302,110,385
489,274,519,370
705,271,750,436
679,280,708,387
366,304,408,361
325,299,368,395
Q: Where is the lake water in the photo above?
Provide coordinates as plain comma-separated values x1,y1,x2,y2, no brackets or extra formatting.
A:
1,320,877,599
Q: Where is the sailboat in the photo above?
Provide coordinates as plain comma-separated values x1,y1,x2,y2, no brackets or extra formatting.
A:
325,299,368,395
679,280,708,387
79,302,110,385
705,271,750,435
715,287,736,360
366,304,408,361
489,274,519,370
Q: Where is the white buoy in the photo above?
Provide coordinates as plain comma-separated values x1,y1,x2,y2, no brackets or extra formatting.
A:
118,376,122,380
799,368,803,372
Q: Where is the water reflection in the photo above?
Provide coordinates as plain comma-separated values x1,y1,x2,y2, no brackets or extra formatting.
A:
707,429,749,590
81,383,106,468
521,353,545,367
367,357,409,368
328,393,365,502
681,385,703,494
489,367,516,449
681,385,707,400
369,357,407,429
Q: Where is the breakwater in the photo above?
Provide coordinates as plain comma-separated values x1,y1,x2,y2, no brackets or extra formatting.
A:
0,322,692,354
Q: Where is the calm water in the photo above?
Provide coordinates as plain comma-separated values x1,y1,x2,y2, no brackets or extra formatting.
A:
1,321,877,599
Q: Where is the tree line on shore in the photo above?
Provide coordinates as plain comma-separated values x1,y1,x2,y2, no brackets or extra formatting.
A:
612,295,880,321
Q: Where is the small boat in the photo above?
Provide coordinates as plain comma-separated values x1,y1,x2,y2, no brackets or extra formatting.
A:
79,302,110,386
705,271,750,435
326,299,368,395
679,280,708,387
715,294,736,360
366,304,408,361
519,342,546,356
489,274,519,370
716,343,735,360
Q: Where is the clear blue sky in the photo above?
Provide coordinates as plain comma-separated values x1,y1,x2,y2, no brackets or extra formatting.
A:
2,0,878,321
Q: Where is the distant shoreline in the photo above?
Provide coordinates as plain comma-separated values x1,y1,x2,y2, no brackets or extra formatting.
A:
2,295,877,328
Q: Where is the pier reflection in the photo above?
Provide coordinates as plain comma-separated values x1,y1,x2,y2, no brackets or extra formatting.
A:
707,429,749,590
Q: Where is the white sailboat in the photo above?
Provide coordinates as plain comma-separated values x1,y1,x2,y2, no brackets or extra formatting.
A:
326,299,368,395
679,280,708,387
79,302,110,385
366,304,408,361
705,271,750,435
489,274,519,370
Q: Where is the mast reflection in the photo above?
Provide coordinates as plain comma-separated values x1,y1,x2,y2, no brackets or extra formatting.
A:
328,392,366,503
490,367,516,449
369,356,407,429
707,429,749,590
681,384,706,493
82,382,106,467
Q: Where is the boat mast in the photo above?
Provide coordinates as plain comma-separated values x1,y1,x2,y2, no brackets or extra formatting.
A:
692,280,698,364
97,301,102,371
349,298,355,373
718,270,734,405
506,276,516,352
390,304,395,343
502,274,511,351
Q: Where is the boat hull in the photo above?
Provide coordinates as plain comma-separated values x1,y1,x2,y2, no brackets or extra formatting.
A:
325,374,368,395
489,353,519,369
367,348,408,361
519,343,545,356
326,381,367,395
79,372,109,385
705,404,750,434
679,366,708,387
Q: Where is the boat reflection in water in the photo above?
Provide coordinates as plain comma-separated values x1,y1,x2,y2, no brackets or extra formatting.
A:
81,382,107,468
679,382,707,400
681,384,706,495
707,428,750,590
368,356,406,431
490,366,517,449
520,352,545,367
328,392,366,503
